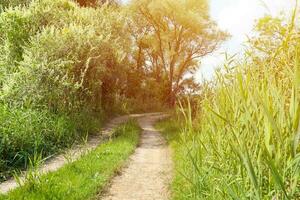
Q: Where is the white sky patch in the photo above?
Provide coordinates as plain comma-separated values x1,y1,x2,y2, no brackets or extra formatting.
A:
196,0,296,81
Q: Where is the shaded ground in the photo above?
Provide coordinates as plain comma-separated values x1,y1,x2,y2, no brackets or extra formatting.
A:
99,114,172,200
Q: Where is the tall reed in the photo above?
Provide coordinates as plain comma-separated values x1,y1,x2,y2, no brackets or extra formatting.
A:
177,10,300,200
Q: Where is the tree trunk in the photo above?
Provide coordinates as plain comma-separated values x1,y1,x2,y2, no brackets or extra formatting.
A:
167,81,176,107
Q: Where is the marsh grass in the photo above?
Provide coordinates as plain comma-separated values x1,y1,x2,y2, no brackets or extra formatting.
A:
158,9,300,200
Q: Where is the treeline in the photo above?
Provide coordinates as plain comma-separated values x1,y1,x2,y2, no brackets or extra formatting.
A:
0,0,224,181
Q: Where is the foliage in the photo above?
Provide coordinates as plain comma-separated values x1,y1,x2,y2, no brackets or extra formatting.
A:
127,0,227,106
0,0,31,10
0,0,223,184
0,0,223,112
0,0,129,112
0,0,128,180
74,0,119,7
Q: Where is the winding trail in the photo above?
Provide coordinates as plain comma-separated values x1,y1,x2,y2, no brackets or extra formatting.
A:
99,114,172,200
0,113,162,194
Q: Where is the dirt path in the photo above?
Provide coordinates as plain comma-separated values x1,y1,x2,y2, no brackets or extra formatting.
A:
99,114,172,200
0,113,158,194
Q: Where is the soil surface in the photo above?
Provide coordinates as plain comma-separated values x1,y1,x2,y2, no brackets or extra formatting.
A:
99,114,172,200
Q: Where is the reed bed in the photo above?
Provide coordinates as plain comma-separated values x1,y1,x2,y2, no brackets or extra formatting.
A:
172,11,300,200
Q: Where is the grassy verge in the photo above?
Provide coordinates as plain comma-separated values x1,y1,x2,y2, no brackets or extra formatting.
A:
0,105,104,182
156,118,195,200
0,120,141,200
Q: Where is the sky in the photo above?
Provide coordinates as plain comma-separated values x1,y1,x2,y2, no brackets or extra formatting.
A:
121,0,296,81
197,0,295,81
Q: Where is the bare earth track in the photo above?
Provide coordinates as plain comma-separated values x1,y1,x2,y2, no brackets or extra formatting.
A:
0,114,135,193
0,113,172,200
99,114,172,200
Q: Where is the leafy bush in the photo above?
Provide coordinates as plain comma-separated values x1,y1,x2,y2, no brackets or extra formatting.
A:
0,0,127,180
0,0,31,10
0,0,129,111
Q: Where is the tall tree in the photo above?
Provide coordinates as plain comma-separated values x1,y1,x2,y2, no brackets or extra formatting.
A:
75,0,119,7
129,0,227,106
0,0,31,9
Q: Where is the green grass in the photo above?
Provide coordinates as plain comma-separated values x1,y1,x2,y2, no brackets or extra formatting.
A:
157,11,300,200
156,118,196,200
0,104,103,182
0,120,141,200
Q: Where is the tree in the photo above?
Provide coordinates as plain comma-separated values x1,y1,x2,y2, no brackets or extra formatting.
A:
0,0,31,9
75,0,119,7
128,0,227,106
0,0,130,113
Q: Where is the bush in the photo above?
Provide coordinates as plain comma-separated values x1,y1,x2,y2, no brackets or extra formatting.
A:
0,0,127,180
0,0,31,10
0,0,129,111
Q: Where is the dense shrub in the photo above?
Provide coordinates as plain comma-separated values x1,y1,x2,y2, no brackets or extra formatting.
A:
0,0,127,180
0,0,31,10
0,0,129,111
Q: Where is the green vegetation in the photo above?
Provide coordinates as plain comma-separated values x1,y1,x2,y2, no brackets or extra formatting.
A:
129,0,227,106
2,0,298,199
158,10,300,200
0,0,223,181
0,105,102,181
0,120,140,200
156,119,190,200
0,0,123,180
0,0,31,10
